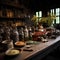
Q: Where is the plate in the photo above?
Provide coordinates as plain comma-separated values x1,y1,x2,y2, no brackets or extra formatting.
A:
5,49,20,56
26,41,40,45
25,45,32,48
2,40,9,44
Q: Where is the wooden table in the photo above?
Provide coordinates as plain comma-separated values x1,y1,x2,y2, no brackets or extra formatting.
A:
4,36,60,60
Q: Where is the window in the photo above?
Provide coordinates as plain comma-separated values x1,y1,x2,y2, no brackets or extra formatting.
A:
36,11,42,22
50,8,60,24
56,17,59,23
36,12,39,22
36,12,38,17
56,8,59,16
39,11,42,17
50,9,55,24
56,8,60,24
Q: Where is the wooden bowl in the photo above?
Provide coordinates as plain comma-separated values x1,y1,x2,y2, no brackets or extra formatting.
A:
15,41,26,47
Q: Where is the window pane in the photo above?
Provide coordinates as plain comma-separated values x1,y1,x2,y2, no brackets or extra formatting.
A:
52,9,54,15
39,11,42,17
36,12,38,17
56,8,59,16
50,9,53,16
50,9,55,16
56,16,59,23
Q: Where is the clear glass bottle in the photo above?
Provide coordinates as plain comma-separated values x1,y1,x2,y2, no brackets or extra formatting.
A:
20,28,24,41
12,27,19,43
24,26,29,41
14,29,19,41
28,26,32,40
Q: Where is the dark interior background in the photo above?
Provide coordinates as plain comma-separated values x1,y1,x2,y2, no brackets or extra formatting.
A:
18,0,60,12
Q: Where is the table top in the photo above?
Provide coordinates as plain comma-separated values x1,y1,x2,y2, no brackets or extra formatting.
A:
4,36,60,60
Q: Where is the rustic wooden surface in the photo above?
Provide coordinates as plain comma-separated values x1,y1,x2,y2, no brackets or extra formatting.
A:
4,36,60,60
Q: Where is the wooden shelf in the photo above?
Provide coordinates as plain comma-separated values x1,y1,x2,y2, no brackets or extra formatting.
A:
0,0,32,26
0,2,24,10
